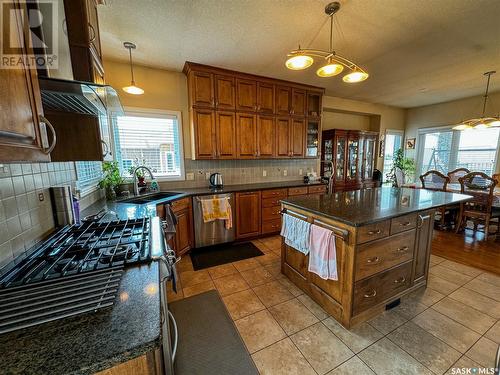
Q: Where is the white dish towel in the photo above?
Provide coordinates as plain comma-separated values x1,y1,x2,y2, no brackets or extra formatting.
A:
308,224,338,280
280,213,311,255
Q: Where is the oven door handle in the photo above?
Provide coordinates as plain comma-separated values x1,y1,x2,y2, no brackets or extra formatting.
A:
168,310,179,362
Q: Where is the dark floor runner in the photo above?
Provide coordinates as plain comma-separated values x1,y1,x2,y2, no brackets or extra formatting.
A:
190,242,264,270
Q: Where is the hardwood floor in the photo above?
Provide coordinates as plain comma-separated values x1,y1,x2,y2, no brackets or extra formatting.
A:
432,228,500,275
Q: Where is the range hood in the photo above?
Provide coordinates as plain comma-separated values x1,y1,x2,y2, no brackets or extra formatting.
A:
39,77,124,117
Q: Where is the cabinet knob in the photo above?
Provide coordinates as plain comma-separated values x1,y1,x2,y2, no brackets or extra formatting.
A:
367,229,382,235
363,290,377,298
394,277,406,284
366,256,380,264
396,246,409,253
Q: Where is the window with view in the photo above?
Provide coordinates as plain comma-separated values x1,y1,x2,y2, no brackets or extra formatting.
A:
417,127,500,176
113,111,184,180
75,161,103,194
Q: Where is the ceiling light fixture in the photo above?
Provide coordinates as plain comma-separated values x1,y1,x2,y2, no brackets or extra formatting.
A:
122,42,144,95
285,2,369,82
453,71,500,130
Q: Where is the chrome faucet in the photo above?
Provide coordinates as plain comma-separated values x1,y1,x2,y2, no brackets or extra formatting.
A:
132,166,155,196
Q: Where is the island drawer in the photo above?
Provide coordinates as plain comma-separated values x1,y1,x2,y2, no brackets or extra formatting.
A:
262,219,282,234
262,189,287,199
262,197,282,208
353,261,412,315
262,206,282,221
356,221,390,244
288,187,308,196
308,185,328,194
170,197,191,212
355,229,416,281
390,213,418,235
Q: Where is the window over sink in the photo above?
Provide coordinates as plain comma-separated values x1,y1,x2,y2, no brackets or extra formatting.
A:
112,109,185,180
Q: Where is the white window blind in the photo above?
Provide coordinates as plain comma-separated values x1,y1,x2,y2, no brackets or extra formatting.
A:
113,111,184,179
75,161,102,194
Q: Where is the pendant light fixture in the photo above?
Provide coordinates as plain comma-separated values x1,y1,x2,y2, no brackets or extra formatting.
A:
122,41,144,95
453,71,500,130
285,2,369,82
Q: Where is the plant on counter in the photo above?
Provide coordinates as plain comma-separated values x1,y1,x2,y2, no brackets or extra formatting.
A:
98,161,124,200
386,148,416,187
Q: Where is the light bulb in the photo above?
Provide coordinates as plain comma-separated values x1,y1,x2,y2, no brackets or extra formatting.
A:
123,84,144,95
316,62,344,77
452,124,472,131
285,55,314,70
343,71,369,83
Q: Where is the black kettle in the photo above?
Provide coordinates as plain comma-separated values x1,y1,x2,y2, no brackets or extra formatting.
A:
209,172,223,188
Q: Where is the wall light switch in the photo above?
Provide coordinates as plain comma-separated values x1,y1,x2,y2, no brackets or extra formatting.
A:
283,169,288,176
262,170,267,177
299,169,303,175
186,172,194,181
205,172,211,180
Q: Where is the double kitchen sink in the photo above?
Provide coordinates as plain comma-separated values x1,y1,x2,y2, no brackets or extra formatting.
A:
118,191,184,205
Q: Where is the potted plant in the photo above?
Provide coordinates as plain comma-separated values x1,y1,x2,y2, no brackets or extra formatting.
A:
386,149,416,187
98,161,124,200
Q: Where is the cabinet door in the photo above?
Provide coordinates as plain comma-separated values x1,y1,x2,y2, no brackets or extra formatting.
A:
193,109,216,158
215,75,235,110
257,82,274,114
0,1,49,162
257,115,275,157
346,135,360,181
191,71,214,108
334,133,347,183
306,120,320,158
364,137,376,180
276,86,291,115
236,113,257,158
86,0,102,60
216,111,236,158
236,191,261,239
413,211,434,284
291,88,306,116
290,118,305,157
236,78,257,112
276,117,290,157
175,208,193,256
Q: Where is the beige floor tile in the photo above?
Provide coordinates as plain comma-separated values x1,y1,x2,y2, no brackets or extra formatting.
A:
326,356,375,375
235,310,286,354
233,258,260,272
166,288,184,302
368,309,408,335
476,272,500,287
465,337,498,368
430,254,446,265
445,356,483,375
388,321,461,374
256,252,281,266
179,269,211,288
394,297,428,319
358,338,434,375
297,294,329,320
277,276,303,297
252,240,275,254
213,273,250,296
412,308,481,353
176,256,194,272
264,261,283,278
182,280,216,298
484,320,500,344
427,274,461,295
429,265,474,285
240,266,275,286
222,289,266,320
291,322,354,374
252,338,316,375
464,278,500,301
432,297,497,334
323,317,383,354
207,263,238,279
448,287,500,319
439,260,483,277
259,236,282,251
269,298,319,335
405,287,445,306
253,281,294,307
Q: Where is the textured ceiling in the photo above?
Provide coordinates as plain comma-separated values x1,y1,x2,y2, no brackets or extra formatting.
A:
98,0,500,108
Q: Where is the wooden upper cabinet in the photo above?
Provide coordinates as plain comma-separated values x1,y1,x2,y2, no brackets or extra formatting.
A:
290,118,306,157
0,0,50,162
86,0,102,59
191,71,214,108
276,118,291,157
276,86,291,115
236,79,257,112
291,88,307,117
257,116,275,157
236,113,257,158
257,82,274,114
193,109,216,158
215,75,235,110
216,111,236,158
235,191,261,239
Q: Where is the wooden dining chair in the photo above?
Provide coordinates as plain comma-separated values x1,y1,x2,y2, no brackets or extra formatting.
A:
455,172,500,240
492,173,500,187
420,170,454,228
447,168,470,184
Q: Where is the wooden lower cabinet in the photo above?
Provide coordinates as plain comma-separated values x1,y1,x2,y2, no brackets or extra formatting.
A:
235,191,261,239
158,198,194,256
412,210,434,284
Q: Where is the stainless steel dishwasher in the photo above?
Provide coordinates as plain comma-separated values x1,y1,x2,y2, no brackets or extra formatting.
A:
193,193,235,248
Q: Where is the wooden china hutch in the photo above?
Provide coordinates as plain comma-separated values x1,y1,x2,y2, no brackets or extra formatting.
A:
321,129,378,191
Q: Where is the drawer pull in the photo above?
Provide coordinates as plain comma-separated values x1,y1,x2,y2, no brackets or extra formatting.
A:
367,229,382,235
394,277,406,284
396,246,409,253
366,256,380,264
363,290,377,298
399,221,411,227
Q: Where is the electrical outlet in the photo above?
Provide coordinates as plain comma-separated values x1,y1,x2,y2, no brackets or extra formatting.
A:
262,170,267,177
299,169,303,175
186,172,194,181
283,169,288,176
38,192,44,202
205,172,211,180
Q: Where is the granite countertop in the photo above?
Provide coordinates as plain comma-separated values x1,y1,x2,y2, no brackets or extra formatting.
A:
0,262,161,375
281,186,471,227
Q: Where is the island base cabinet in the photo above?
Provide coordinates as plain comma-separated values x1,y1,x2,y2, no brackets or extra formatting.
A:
412,210,435,285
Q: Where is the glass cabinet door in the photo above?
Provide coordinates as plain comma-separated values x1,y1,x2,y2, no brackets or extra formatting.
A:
365,138,375,179
347,137,359,180
323,139,333,177
306,121,319,157
335,136,346,181
358,138,365,181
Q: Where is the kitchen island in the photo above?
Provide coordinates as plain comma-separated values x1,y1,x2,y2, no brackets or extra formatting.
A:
280,187,470,328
